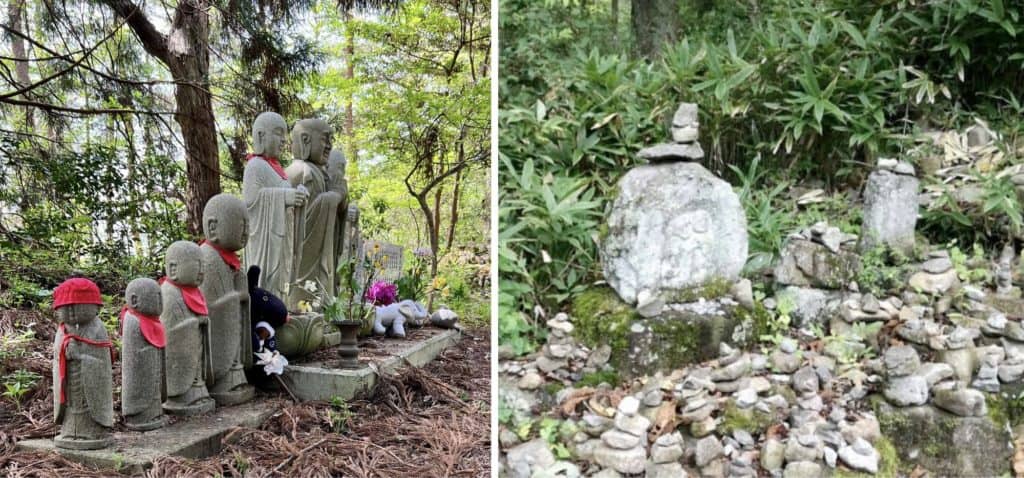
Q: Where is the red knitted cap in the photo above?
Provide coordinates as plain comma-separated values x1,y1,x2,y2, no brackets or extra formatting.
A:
52,278,103,309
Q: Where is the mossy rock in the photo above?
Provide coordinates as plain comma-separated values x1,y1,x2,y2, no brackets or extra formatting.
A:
833,435,900,478
873,397,1011,477
570,286,743,377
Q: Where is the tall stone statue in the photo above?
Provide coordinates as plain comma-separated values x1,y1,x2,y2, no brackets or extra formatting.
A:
286,119,345,308
120,278,166,431
327,148,351,294
52,278,114,450
243,112,308,302
161,241,216,415
200,194,255,405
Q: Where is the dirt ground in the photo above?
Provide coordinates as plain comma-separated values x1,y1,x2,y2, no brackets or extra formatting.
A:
0,309,491,477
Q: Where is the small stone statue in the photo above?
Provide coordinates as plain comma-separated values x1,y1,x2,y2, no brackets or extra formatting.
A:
120,278,167,431
286,119,345,309
52,278,114,449
200,194,255,405
327,148,350,294
161,241,216,415
429,306,460,329
242,111,308,302
996,244,1016,297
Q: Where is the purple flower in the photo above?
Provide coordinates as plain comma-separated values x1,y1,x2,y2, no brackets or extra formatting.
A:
364,281,398,306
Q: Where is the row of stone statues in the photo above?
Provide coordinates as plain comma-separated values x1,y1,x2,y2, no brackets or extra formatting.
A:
243,112,357,312
51,113,358,450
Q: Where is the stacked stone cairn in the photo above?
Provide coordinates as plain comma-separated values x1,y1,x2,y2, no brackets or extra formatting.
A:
860,158,919,255
773,222,859,326
592,396,650,474
515,313,595,391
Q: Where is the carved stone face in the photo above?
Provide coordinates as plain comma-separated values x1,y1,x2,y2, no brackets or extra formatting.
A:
328,149,347,178
203,194,248,252
166,241,204,286
291,119,331,165
320,128,334,165
253,112,287,158
56,303,101,326
126,278,162,316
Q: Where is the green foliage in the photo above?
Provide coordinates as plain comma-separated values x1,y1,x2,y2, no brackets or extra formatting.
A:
920,172,1024,247
327,396,354,433
2,369,40,409
856,245,909,296
758,295,794,346
0,328,35,362
395,255,429,302
949,243,993,283
575,369,620,389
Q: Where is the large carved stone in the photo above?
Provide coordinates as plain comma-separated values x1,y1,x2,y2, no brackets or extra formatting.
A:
242,111,307,302
161,241,215,416
200,194,255,405
286,119,345,309
860,160,919,254
120,278,166,431
52,278,114,450
600,162,747,304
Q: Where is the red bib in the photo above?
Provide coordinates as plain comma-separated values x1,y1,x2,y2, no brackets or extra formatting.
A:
245,153,288,180
201,240,241,271
159,277,209,316
119,306,166,348
57,323,114,404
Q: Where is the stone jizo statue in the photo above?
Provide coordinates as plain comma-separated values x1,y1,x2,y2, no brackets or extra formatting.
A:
996,244,1016,297
161,241,216,415
286,119,345,309
327,148,351,293
200,194,255,405
243,111,308,302
120,278,167,431
52,278,114,450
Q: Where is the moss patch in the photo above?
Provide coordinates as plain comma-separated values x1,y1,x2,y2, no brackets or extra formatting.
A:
575,369,620,389
834,436,901,478
570,287,638,353
735,301,773,347
664,277,733,303
718,401,774,436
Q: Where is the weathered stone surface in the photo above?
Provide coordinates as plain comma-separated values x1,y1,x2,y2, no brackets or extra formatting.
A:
883,375,929,406
637,142,705,161
838,437,879,474
860,168,919,254
593,443,646,474
932,388,987,417
908,269,960,296
601,162,747,305
622,306,740,376
875,400,1011,477
121,278,166,432
774,240,859,290
506,438,556,478
776,287,840,326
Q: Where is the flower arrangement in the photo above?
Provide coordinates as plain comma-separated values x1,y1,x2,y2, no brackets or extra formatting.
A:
364,281,397,306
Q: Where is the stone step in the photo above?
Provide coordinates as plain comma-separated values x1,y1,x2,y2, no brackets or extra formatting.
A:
16,400,280,474
282,329,461,401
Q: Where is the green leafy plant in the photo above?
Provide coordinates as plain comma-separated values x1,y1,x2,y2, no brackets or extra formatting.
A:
2,369,41,409
327,396,354,433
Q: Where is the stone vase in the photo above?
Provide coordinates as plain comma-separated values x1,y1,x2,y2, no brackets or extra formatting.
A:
333,319,362,369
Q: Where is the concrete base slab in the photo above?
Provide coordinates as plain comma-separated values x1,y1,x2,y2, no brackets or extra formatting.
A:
282,329,461,401
17,400,279,474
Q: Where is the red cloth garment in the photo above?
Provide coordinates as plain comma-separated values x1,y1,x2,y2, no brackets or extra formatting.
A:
200,240,241,271
118,306,166,348
245,153,288,180
57,323,114,404
158,277,209,316
52,278,103,309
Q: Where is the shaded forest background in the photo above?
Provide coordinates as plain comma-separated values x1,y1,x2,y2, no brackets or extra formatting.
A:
499,0,1024,353
0,0,491,321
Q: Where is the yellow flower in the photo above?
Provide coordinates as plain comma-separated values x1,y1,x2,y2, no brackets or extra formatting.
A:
297,300,312,313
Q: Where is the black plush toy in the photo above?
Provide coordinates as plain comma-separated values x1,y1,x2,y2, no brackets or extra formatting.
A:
247,266,288,355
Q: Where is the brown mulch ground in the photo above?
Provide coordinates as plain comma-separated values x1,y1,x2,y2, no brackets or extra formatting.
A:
0,309,491,477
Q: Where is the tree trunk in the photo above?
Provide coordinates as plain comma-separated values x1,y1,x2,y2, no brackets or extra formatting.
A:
343,9,358,177
630,0,680,60
102,0,220,236
611,0,619,41
445,167,461,251
8,0,32,127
